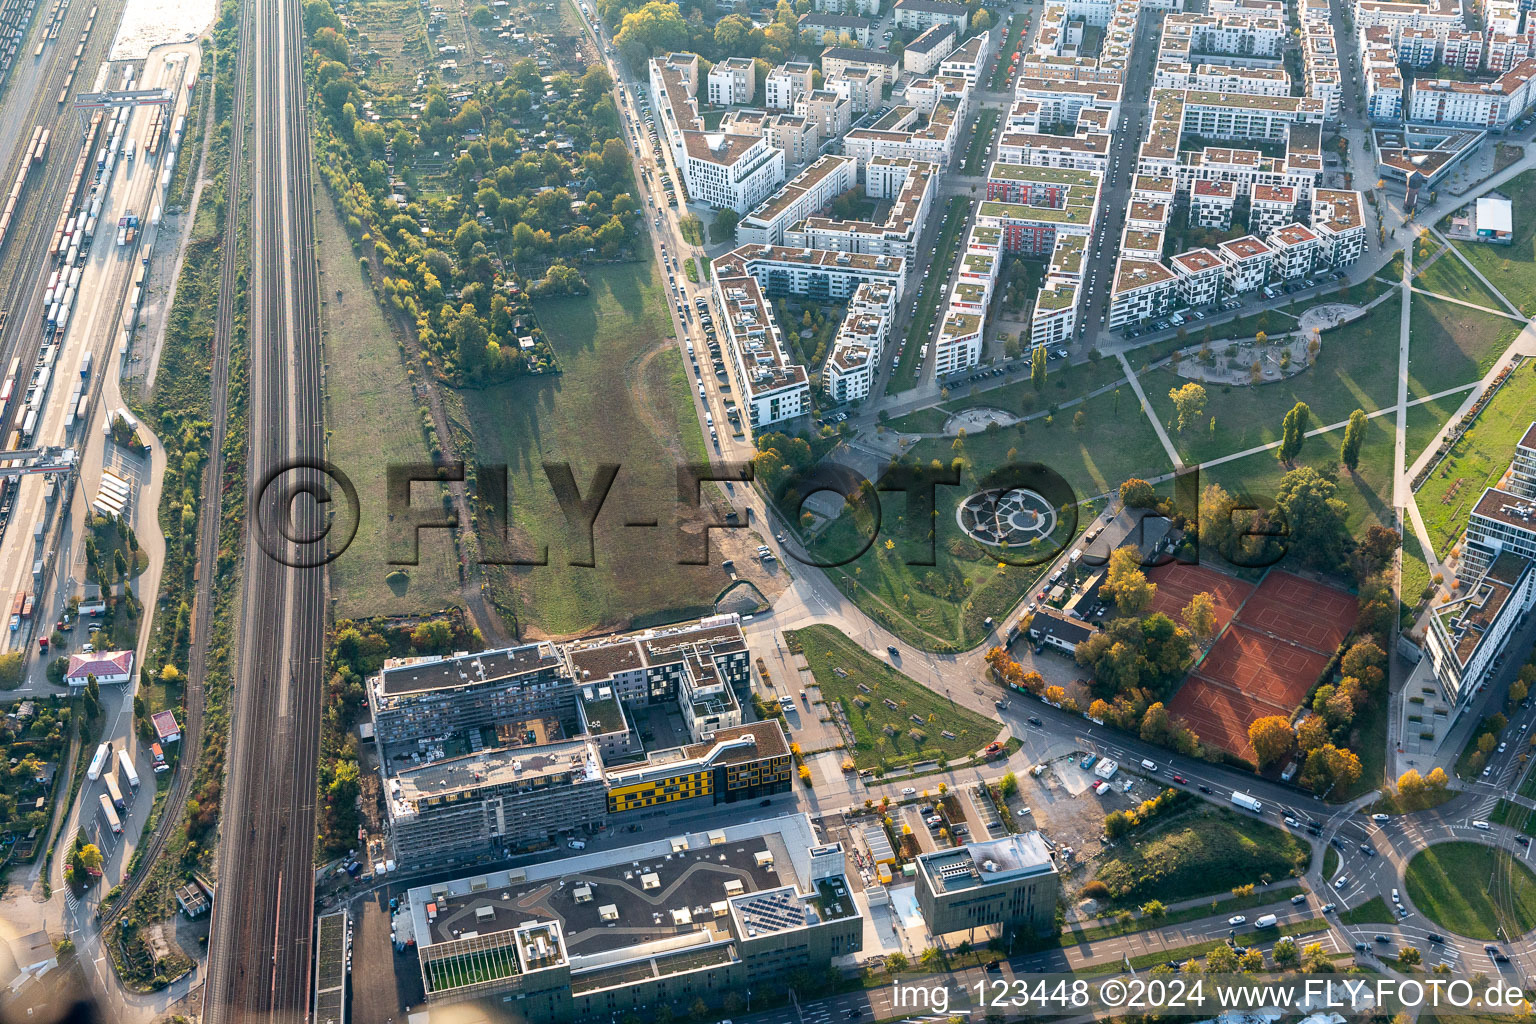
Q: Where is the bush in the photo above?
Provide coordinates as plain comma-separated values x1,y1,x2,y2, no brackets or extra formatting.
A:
1080,880,1110,900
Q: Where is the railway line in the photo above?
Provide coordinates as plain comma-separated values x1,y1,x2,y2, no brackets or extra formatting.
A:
96,0,248,931
200,0,325,1014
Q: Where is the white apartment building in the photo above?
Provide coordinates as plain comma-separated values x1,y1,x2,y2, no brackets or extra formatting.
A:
1030,281,1079,348
997,131,1110,174
1014,77,1123,127
737,154,858,247
788,156,935,259
767,62,816,109
1108,259,1179,330
893,0,971,35
814,0,881,13
798,88,853,139
708,57,757,107
827,67,884,111
1170,248,1225,307
940,32,991,85
1250,183,1298,235
1180,90,1328,140
800,12,876,48
1310,189,1367,267
822,46,902,85
1267,223,1320,280
904,23,957,76
1189,178,1237,228
824,281,896,402
842,99,962,167
1216,234,1272,293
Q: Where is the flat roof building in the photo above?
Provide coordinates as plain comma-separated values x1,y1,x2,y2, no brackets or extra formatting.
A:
915,832,1059,937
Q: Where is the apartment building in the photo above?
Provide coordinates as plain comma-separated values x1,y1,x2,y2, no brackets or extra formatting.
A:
996,130,1110,174
894,0,972,35
738,154,858,247
940,31,991,84
815,0,881,12
1426,552,1536,713
1170,248,1225,307
1310,189,1367,267
800,12,875,47
708,57,757,107
766,112,822,165
767,61,816,109
798,87,853,139
827,66,884,111
650,53,787,213
1251,183,1298,235
604,720,793,812
1464,487,1536,576
789,156,935,259
904,23,957,75
408,816,863,1017
1267,223,1320,280
1190,178,1237,228
1180,89,1328,140
1030,279,1079,348
822,45,902,85
1216,234,1273,293
1108,258,1179,330
1013,77,1123,127
842,99,963,167
824,280,896,401
711,244,905,431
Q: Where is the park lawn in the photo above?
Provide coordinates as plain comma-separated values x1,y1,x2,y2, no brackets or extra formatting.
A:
888,198,968,394
1065,884,1303,943
788,624,1002,770
1415,364,1536,559
939,356,1128,417
318,190,461,618
962,109,1000,176
1414,248,1510,312
1339,895,1393,925
1141,290,1404,466
922,386,1176,502
1401,528,1433,618
1450,169,1536,315
1092,807,1311,905
886,408,950,434
1200,413,1398,535
1404,392,1466,466
458,259,720,637
1403,843,1536,940
1407,293,1522,400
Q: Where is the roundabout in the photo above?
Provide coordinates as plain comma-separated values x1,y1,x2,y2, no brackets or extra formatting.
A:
1403,841,1536,941
956,487,1057,547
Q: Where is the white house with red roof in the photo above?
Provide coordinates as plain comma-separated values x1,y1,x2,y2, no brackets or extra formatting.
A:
65,649,134,688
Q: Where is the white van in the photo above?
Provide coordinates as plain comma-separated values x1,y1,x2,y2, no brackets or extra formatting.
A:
1140,759,1158,772
1474,820,1491,830
568,839,587,850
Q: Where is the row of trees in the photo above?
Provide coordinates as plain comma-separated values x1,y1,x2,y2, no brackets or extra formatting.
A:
307,0,642,381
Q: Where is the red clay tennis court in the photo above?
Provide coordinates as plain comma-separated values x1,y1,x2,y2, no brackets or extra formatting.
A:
1237,571,1357,653
1167,570,1357,761
1147,562,1254,629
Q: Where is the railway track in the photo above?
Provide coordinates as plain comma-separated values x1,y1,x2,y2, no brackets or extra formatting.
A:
96,0,250,930
200,0,325,1013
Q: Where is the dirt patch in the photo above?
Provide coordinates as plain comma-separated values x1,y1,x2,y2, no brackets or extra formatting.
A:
1003,755,1160,885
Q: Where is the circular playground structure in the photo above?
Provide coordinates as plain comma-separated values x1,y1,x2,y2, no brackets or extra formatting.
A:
943,406,1020,436
956,488,1057,547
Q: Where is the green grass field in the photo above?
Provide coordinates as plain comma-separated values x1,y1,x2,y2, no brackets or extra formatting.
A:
886,408,950,434
1450,170,1536,315
939,357,1128,418
788,624,1001,769
1200,412,1397,534
1404,392,1468,466
1323,845,1339,881
1415,248,1510,312
1414,364,1536,559
1339,895,1393,925
1092,808,1310,905
1404,842,1536,940
1066,884,1303,942
459,259,721,636
319,190,461,618
1490,799,1536,837
1140,291,1403,466
1407,293,1522,400
1401,528,1433,619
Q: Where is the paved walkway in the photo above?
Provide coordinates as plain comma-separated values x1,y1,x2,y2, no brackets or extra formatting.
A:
1116,351,1183,470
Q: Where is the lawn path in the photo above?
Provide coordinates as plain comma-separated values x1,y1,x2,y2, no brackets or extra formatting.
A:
1428,225,1526,318
1407,286,1528,323
1117,351,1184,471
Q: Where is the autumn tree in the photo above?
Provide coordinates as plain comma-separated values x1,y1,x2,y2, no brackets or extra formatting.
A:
1340,408,1368,471
1104,545,1157,616
1119,478,1157,509
1301,743,1362,793
1249,716,1296,768
1182,592,1218,641
1277,401,1312,463
1168,382,1208,432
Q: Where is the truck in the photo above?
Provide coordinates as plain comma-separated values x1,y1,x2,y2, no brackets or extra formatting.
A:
87,742,110,781
8,594,22,631
104,772,126,811
1253,914,1278,929
117,749,139,790
98,794,122,835
1230,791,1263,814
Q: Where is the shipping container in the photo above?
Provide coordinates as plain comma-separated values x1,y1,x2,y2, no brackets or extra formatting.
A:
104,772,125,810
